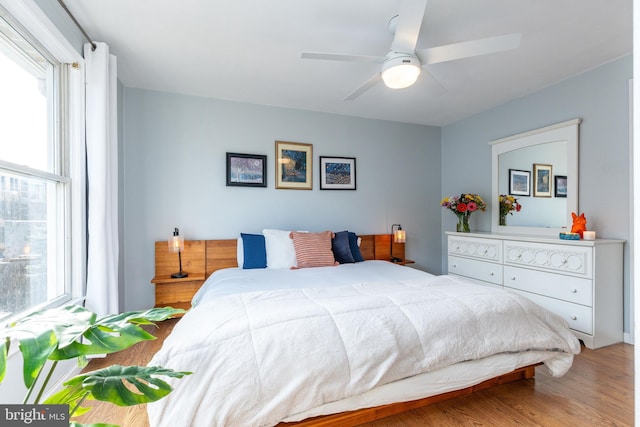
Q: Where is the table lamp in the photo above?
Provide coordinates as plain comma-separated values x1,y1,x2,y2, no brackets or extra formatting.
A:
390,224,406,263
168,227,188,278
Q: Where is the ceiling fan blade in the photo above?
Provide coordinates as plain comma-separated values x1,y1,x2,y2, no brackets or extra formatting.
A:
420,68,447,96
301,52,385,64
417,33,521,65
344,73,381,101
391,0,428,53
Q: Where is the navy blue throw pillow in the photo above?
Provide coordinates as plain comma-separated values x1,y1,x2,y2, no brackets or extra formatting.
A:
332,231,355,264
241,233,267,269
348,232,365,262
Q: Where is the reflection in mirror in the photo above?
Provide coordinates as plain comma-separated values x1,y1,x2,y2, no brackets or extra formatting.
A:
490,119,580,236
498,141,567,227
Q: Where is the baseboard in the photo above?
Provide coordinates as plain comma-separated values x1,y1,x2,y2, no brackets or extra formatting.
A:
624,332,634,345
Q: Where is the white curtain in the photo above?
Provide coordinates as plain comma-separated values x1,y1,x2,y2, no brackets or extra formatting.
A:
84,42,119,316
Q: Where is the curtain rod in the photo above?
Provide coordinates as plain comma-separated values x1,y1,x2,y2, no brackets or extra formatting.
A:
57,0,96,51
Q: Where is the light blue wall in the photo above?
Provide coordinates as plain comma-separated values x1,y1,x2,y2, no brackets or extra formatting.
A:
441,55,632,333
33,0,85,54
122,89,442,311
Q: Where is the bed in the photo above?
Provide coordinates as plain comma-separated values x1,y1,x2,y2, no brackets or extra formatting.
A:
145,232,581,427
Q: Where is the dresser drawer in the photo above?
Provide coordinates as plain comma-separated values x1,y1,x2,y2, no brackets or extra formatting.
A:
503,240,593,279
504,266,592,307
448,236,502,263
510,289,593,335
448,255,503,286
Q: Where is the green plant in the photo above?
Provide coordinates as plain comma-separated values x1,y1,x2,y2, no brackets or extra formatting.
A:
0,305,191,427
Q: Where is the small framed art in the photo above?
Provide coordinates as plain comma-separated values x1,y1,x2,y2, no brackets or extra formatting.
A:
275,141,313,190
508,169,530,196
319,156,356,190
554,175,567,198
533,163,552,197
226,153,267,187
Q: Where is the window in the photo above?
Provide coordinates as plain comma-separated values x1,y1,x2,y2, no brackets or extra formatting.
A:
0,4,85,320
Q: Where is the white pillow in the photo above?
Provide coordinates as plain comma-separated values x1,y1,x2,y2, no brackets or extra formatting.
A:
262,228,297,269
237,237,243,267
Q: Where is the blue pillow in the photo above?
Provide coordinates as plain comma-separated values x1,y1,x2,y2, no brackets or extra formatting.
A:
241,233,267,269
332,231,354,264
348,232,365,262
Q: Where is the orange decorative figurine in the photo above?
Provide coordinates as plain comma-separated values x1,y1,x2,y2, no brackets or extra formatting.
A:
571,212,587,238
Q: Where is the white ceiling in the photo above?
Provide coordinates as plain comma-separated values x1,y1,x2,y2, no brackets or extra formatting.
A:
64,0,632,127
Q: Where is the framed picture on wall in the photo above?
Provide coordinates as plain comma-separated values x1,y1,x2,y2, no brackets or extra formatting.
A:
554,175,567,198
226,153,267,187
319,156,356,190
533,163,552,197
275,141,313,190
508,169,531,196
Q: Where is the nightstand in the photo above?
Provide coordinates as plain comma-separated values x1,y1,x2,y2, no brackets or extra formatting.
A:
152,239,206,315
151,273,206,313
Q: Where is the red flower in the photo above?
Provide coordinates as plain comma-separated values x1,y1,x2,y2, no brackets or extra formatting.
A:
516,203,522,212
457,203,467,213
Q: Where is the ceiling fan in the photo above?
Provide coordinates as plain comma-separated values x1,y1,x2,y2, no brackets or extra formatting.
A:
301,0,521,101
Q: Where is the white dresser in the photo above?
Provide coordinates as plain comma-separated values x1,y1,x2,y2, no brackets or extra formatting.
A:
446,231,624,349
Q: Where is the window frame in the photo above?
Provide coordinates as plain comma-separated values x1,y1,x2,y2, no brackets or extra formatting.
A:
0,0,86,320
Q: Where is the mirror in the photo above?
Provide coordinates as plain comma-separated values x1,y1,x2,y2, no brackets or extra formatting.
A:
490,119,580,236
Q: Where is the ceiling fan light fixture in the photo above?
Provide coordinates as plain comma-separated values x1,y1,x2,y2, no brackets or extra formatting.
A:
381,53,421,89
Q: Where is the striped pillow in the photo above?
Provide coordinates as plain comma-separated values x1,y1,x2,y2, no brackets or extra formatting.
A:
290,231,338,269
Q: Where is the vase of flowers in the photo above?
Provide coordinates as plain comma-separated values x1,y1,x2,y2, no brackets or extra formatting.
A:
441,193,487,232
499,194,522,226
456,213,470,232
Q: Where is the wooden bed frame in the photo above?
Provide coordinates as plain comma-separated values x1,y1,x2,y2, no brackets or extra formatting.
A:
154,235,404,276
141,235,538,427
278,364,537,426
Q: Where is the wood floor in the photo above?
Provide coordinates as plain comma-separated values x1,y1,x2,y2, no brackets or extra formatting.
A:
75,319,633,426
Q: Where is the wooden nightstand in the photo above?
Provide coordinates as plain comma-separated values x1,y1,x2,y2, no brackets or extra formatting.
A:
151,273,206,312
371,235,408,264
152,240,206,315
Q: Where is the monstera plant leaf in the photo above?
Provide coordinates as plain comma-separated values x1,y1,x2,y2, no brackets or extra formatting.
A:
46,364,190,413
49,308,180,360
0,305,184,397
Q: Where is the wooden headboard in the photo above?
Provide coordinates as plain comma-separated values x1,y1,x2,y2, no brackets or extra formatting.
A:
154,234,405,279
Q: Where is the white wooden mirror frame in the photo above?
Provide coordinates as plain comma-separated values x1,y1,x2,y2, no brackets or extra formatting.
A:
490,118,581,236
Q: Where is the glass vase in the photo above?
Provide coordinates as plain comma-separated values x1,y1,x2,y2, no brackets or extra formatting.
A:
499,214,507,226
456,214,470,232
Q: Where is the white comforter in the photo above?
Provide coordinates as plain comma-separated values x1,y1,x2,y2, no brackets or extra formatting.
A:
148,261,580,427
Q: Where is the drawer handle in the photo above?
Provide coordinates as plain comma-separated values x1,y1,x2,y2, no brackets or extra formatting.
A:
489,272,494,276
570,315,577,321
570,288,578,293
452,264,457,268
510,276,516,281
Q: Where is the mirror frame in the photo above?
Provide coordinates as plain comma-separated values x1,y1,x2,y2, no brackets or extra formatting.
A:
490,118,581,236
